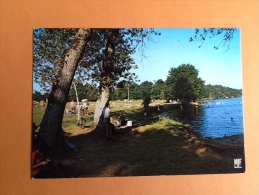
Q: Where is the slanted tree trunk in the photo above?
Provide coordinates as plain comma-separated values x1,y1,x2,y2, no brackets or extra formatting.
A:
93,30,118,131
39,29,91,148
93,87,110,129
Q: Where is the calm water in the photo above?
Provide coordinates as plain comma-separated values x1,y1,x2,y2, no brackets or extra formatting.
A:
163,97,244,138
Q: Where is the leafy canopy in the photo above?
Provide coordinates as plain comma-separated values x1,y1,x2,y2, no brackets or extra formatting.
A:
166,64,205,103
33,28,160,94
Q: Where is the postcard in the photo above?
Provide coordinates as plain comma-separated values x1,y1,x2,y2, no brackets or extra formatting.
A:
32,28,245,178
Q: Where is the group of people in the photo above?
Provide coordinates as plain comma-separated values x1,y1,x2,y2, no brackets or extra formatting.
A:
68,100,89,116
82,101,89,115
32,101,129,178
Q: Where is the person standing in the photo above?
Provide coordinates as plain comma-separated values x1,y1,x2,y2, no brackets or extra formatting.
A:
40,100,45,111
70,100,76,115
82,100,89,115
103,102,113,140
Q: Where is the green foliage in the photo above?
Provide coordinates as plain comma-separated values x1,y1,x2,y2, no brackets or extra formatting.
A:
64,79,242,102
142,96,151,109
204,84,242,99
140,81,153,107
33,91,49,101
62,64,241,103
33,28,160,94
33,28,78,92
140,81,153,96
173,77,196,102
189,28,237,51
68,82,99,102
33,28,240,103
81,28,160,89
151,79,166,100
129,82,142,100
166,64,205,103
110,88,128,100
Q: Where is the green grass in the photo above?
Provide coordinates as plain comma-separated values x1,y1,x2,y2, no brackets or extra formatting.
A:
33,101,243,177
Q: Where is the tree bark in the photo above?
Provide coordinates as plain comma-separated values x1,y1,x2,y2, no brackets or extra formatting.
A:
93,30,117,131
93,87,110,130
38,29,91,148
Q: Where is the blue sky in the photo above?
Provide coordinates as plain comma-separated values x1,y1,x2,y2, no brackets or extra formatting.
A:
131,28,242,89
34,28,242,92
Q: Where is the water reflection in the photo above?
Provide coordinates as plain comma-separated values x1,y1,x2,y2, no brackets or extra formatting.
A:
162,97,244,138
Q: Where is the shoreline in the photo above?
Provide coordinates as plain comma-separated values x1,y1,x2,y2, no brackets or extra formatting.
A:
202,134,244,151
183,124,244,153
158,114,244,152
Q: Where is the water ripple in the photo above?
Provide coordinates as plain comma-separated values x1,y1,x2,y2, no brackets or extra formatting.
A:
164,97,244,138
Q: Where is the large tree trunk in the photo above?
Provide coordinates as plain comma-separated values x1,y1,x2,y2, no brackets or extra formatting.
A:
93,30,118,131
93,87,110,130
38,29,91,148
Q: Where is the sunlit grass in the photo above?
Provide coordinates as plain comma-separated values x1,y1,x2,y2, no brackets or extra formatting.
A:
32,100,243,177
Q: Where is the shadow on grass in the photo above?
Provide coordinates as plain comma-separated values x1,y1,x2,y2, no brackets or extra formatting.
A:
34,104,245,177
56,116,245,178
112,105,164,128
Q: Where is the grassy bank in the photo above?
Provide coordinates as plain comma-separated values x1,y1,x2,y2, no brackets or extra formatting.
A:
33,101,244,177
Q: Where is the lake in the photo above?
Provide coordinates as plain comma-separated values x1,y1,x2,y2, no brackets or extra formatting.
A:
162,97,244,138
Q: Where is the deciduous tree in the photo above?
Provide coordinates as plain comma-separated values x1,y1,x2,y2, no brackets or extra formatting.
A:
151,79,166,100
166,64,205,104
38,28,91,148
140,81,153,109
34,28,160,146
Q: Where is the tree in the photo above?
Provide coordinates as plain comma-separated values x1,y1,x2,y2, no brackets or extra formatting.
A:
166,64,205,104
189,28,237,51
84,84,99,101
68,82,99,102
204,84,242,99
38,29,91,148
33,91,49,102
93,29,118,127
151,79,166,100
33,28,160,139
68,81,85,101
79,29,160,127
129,82,142,100
173,77,196,103
33,29,80,92
140,81,153,109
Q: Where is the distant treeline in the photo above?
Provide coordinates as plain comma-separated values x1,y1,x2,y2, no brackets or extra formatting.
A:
33,64,242,103
33,82,242,102
204,84,242,99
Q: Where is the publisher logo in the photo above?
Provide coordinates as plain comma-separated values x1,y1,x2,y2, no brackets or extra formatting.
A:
234,158,242,168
